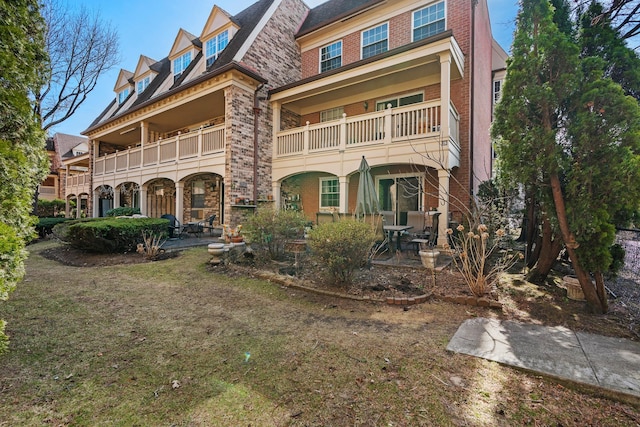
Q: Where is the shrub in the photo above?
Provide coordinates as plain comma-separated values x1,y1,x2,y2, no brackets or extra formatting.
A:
307,220,376,286
106,207,141,217
36,199,67,218
608,243,625,277
243,206,307,260
52,217,102,242
36,217,71,238
63,218,168,253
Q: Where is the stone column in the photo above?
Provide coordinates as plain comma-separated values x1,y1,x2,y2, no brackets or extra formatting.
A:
439,52,451,158
139,185,147,216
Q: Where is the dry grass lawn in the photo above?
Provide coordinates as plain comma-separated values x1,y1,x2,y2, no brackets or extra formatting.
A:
0,241,638,426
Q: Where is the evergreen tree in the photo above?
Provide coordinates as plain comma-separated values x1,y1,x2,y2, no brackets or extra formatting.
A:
0,0,49,353
492,0,640,313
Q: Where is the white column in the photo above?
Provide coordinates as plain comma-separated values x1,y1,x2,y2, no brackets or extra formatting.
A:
339,176,349,214
139,185,147,216
65,165,71,217
272,100,281,159
272,181,281,209
437,169,450,246
439,52,451,154
113,185,121,208
92,192,99,218
175,181,184,224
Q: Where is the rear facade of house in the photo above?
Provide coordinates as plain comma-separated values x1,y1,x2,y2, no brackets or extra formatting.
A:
69,0,505,243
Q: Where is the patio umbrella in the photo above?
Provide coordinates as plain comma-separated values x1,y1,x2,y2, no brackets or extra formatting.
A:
354,156,379,218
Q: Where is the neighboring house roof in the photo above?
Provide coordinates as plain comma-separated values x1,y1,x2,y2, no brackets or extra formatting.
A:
54,133,89,161
296,0,385,37
85,0,275,134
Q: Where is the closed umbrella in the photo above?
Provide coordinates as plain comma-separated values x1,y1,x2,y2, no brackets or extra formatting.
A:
354,156,379,218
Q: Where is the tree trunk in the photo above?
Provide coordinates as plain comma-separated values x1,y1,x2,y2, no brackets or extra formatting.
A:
549,173,607,313
593,271,609,313
527,215,563,284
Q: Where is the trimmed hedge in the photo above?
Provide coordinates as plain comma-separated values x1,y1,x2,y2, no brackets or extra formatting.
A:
105,207,141,217
54,218,169,253
36,217,71,238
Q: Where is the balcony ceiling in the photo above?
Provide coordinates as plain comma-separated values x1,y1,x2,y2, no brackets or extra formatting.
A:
97,91,226,146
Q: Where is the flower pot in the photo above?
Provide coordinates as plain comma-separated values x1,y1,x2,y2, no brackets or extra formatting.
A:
419,249,440,269
563,275,585,301
231,236,244,243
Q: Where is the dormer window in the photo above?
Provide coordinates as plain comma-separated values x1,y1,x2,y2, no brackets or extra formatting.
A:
205,30,229,67
413,1,445,42
118,88,129,104
137,76,150,94
173,51,192,80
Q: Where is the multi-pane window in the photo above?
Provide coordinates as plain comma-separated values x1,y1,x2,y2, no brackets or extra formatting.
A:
173,51,192,79
320,107,344,122
320,41,342,73
137,76,150,94
362,23,388,59
206,30,229,67
320,178,339,208
413,1,445,41
118,88,129,104
493,80,502,104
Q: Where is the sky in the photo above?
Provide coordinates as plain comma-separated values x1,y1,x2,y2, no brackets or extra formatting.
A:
51,0,519,137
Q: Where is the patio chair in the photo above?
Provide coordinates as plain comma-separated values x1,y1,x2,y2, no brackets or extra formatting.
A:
198,214,217,236
161,214,183,239
407,211,440,254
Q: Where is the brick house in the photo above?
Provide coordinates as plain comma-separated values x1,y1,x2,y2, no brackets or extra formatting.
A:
76,0,506,243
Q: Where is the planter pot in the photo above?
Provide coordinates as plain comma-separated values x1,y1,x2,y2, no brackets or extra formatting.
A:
208,243,225,264
563,275,585,301
418,249,440,269
231,236,244,243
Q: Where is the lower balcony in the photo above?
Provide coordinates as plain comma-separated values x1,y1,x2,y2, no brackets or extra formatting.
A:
273,100,460,179
93,124,226,183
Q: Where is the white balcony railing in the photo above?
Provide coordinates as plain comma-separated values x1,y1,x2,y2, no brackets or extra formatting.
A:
275,100,459,158
94,125,225,176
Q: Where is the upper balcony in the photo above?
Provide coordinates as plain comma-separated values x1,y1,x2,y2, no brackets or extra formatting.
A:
65,172,91,197
273,100,459,179
93,124,225,184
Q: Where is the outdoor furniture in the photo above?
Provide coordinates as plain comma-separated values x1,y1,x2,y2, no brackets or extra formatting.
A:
184,222,203,238
161,214,184,239
380,210,394,226
198,214,217,236
316,212,334,225
409,212,440,254
383,224,412,252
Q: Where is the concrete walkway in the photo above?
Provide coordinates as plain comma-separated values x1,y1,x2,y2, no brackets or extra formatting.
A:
447,317,640,399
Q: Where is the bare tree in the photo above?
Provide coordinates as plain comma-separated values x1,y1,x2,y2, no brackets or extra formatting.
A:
577,0,640,45
35,0,120,131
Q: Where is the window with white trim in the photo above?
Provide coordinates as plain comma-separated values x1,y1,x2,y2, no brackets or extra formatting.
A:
320,107,344,122
320,41,342,73
375,93,424,111
413,1,445,41
173,51,192,80
118,88,129,104
493,80,502,105
205,30,229,67
362,23,388,59
320,178,339,209
137,76,150,94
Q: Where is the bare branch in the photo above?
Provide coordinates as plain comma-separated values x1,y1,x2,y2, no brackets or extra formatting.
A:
37,0,120,132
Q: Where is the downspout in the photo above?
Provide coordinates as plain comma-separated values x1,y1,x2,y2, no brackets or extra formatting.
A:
470,0,478,201
253,84,265,204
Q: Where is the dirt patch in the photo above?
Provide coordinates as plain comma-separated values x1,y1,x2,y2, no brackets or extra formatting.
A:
40,244,179,267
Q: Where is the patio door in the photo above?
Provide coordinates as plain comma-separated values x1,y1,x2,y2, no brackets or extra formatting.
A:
377,174,422,225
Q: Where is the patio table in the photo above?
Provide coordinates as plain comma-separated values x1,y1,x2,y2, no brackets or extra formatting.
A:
383,225,413,252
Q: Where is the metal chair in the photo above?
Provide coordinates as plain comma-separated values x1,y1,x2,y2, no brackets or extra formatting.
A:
198,214,217,236
161,214,183,239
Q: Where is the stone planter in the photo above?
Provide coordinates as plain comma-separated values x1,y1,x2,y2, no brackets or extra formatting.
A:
418,249,440,269
208,243,225,265
563,275,585,301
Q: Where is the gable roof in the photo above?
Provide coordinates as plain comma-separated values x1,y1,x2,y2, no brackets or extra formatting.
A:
296,0,385,37
133,55,159,78
169,28,201,58
200,5,235,40
86,0,276,134
53,133,89,161
114,69,134,91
